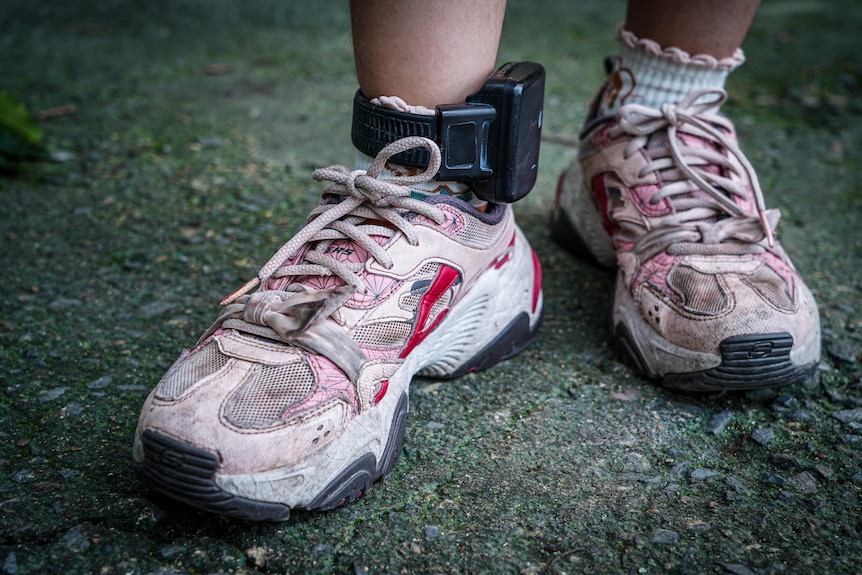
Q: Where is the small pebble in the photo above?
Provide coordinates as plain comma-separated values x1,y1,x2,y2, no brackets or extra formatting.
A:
676,403,704,417
195,136,222,148
670,461,691,479
791,410,810,422
813,464,833,479
827,340,859,364
10,470,35,483
792,471,819,494
751,427,774,445
706,410,733,434
39,387,67,402
651,529,678,545
138,301,177,319
803,399,819,410
424,525,440,539
116,384,148,392
3,552,18,575
623,453,651,473
770,453,799,468
246,546,268,568
764,473,786,486
688,521,712,533
86,375,113,389
720,562,756,575
773,395,797,410
159,545,184,559
836,302,856,314
690,468,719,480
61,524,91,553
726,490,744,502
832,408,862,423
51,150,75,162
63,402,84,418
48,297,82,310
726,476,746,493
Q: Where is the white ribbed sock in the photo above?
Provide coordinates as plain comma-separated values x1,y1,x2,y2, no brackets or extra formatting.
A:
597,25,746,117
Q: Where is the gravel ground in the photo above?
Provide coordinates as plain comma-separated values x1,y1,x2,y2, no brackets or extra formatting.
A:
1,1,861,574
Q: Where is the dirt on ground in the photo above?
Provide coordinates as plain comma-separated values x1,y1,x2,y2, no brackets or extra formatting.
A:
1,1,861,574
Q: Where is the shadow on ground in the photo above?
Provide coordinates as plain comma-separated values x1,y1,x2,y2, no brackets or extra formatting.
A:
1,1,861,574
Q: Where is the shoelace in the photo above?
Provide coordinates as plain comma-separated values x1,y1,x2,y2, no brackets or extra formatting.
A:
614,89,777,260
221,136,446,306
200,136,448,380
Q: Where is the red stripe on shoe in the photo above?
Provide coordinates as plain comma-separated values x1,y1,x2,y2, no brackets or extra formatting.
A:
374,379,389,404
592,173,618,238
531,249,542,314
399,264,461,358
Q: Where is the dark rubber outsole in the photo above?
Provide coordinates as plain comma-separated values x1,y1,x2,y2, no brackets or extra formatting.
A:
134,392,409,522
613,321,819,392
134,429,294,521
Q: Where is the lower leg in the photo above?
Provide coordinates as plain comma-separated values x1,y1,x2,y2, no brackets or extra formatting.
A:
625,0,760,58
350,0,507,108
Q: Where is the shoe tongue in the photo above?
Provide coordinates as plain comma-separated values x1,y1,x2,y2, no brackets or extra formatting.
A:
265,228,391,293
321,237,372,265
647,130,739,214
265,192,465,294
647,130,673,151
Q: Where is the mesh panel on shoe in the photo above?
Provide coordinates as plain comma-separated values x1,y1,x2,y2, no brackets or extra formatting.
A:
398,262,440,311
648,131,672,150
456,214,503,248
397,290,452,324
426,197,505,248
155,342,229,400
743,263,794,311
353,320,413,348
225,361,315,428
429,291,452,319
669,265,728,314
400,292,421,311
647,131,687,186
396,261,455,326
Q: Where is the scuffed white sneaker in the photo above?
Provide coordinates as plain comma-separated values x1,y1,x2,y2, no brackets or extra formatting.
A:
134,137,543,520
552,89,820,391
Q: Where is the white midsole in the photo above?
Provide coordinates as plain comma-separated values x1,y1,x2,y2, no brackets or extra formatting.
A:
215,225,542,506
558,158,617,267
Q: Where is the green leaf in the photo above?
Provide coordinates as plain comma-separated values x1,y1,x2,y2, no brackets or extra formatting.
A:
0,90,43,146
0,129,50,162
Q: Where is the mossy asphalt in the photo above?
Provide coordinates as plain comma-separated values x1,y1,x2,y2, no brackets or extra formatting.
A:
1,1,861,573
